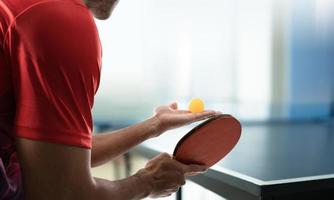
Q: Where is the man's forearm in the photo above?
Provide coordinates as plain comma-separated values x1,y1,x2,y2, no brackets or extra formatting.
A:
91,117,161,167
92,172,152,200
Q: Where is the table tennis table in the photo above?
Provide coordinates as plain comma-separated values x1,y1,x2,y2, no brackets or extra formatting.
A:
132,120,334,200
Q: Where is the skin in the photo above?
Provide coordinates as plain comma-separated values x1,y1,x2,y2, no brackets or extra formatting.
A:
84,0,120,20
17,1,221,199
18,102,219,199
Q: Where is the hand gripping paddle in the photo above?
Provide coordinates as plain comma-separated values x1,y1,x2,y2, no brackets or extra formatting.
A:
173,114,242,167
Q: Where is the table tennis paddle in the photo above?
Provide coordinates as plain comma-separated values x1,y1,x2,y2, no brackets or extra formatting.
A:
173,114,242,167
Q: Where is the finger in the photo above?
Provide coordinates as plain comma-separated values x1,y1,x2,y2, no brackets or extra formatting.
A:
160,193,173,198
169,186,181,193
165,184,182,192
180,110,216,115
176,110,191,114
186,111,216,121
147,153,171,166
185,171,208,176
187,164,208,173
169,102,178,110
153,153,172,162
174,171,186,185
148,153,171,166
180,163,208,174
203,110,218,114
159,152,172,159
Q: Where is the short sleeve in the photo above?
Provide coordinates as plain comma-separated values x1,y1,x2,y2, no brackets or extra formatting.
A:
5,1,102,148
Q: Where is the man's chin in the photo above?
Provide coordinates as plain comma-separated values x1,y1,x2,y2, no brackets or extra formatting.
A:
92,10,111,20
85,0,118,20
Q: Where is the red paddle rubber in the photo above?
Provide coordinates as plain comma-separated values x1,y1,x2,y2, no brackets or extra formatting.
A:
173,114,242,167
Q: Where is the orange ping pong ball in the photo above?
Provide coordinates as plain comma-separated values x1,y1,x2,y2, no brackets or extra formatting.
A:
188,98,205,113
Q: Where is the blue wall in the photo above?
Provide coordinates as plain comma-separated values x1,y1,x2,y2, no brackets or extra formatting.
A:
288,0,334,120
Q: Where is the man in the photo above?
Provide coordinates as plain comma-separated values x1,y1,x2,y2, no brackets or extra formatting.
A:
0,0,219,199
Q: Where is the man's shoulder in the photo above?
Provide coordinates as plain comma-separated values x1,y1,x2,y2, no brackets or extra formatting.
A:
1,0,43,20
1,0,88,22
1,0,88,33
1,0,92,49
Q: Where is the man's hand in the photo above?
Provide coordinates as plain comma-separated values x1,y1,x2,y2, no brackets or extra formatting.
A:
153,102,220,135
135,153,207,198
91,102,220,167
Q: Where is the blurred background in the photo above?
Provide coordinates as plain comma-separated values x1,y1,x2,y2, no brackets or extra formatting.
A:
91,0,334,199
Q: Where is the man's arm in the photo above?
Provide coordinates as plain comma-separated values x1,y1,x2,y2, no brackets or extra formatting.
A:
91,117,159,167
92,103,218,167
17,138,206,200
16,138,149,200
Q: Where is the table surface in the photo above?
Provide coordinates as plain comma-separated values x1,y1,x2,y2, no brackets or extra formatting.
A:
134,119,334,199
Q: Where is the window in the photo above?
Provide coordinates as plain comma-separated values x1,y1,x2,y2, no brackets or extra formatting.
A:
93,0,334,123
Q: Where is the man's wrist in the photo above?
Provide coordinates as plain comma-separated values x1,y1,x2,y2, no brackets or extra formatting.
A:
145,116,163,138
132,169,153,198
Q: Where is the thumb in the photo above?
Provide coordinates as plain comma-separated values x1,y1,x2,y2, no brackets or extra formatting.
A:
169,102,178,110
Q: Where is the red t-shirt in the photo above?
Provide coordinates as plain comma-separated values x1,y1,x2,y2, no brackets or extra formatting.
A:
0,0,102,198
